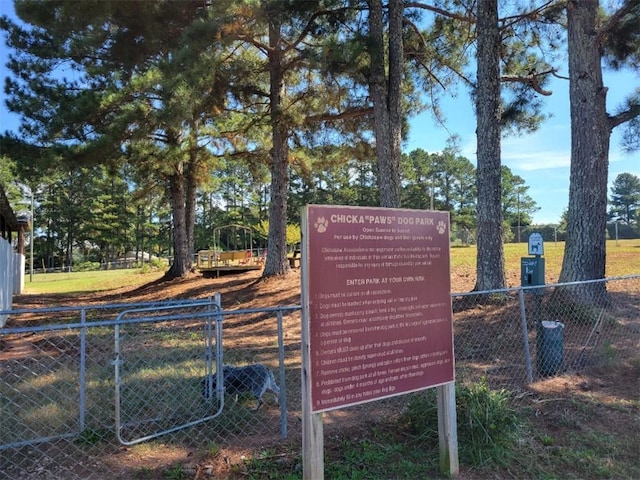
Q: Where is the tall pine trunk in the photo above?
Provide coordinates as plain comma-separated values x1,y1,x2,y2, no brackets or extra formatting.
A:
166,168,191,279
368,0,403,208
559,0,609,297
263,6,290,277
185,129,199,263
474,0,506,292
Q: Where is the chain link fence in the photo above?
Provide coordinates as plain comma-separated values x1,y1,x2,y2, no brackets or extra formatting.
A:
451,275,639,395
1,276,638,479
454,223,640,246
0,298,299,480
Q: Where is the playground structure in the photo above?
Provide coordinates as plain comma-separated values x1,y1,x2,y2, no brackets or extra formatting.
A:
196,225,264,277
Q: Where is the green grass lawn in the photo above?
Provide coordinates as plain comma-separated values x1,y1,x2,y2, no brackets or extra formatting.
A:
22,268,165,295
453,239,639,279
22,239,639,295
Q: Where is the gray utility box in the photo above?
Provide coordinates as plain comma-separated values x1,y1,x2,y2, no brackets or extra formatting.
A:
537,320,564,376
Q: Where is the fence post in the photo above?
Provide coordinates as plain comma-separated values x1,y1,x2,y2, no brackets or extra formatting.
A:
438,382,459,477
113,322,123,441
79,308,87,432
204,298,215,400
277,310,287,439
518,288,533,384
214,293,224,403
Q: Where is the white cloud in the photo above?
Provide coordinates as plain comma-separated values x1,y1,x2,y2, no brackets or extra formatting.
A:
502,149,571,171
501,127,571,171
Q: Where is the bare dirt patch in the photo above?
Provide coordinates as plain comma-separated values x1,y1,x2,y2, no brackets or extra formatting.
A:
8,268,640,479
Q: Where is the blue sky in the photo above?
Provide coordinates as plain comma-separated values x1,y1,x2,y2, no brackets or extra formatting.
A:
406,68,640,224
1,0,638,225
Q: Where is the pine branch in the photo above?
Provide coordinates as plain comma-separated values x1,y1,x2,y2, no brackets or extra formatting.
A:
305,106,373,123
597,0,638,45
608,102,640,130
403,18,448,90
404,2,475,24
499,1,563,30
285,7,354,54
500,69,556,96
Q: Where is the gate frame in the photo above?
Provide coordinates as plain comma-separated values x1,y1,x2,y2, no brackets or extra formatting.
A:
113,294,226,446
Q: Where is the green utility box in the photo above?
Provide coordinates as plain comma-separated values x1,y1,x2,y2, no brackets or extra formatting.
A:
521,256,545,287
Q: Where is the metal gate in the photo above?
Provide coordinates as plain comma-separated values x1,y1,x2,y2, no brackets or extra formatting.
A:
113,296,226,445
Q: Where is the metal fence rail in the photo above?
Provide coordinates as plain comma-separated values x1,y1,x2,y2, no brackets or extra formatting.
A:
113,300,227,446
1,276,638,479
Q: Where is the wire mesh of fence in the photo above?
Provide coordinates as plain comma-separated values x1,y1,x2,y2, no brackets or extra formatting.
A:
0,298,302,480
0,276,638,479
451,275,639,397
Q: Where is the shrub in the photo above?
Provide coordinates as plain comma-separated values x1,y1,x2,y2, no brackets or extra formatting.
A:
139,258,166,273
400,378,524,468
73,261,100,272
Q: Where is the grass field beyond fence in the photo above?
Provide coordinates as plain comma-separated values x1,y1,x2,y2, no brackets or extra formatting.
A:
23,268,166,295
22,239,640,295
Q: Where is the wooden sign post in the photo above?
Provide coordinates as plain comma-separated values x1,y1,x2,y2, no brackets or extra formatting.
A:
301,205,458,479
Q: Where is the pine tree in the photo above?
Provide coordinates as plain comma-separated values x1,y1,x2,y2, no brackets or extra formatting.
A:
608,173,640,226
560,0,640,296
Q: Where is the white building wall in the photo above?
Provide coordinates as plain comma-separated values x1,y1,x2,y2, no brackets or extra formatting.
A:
0,237,15,327
14,252,25,295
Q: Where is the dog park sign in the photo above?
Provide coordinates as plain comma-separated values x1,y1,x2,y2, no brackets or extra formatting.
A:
301,205,458,478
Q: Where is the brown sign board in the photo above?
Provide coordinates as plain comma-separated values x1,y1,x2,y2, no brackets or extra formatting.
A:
303,205,455,413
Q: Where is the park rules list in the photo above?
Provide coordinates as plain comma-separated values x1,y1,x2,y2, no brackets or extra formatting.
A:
302,205,455,413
